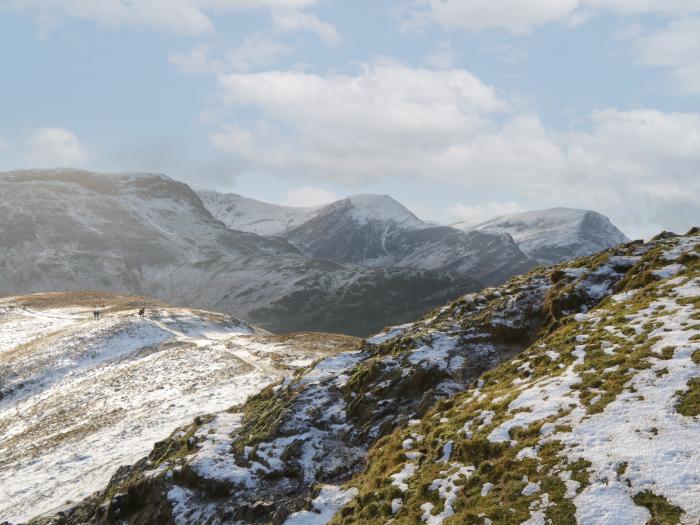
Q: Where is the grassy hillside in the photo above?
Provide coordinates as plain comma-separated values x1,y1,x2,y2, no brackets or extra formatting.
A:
333,230,700,525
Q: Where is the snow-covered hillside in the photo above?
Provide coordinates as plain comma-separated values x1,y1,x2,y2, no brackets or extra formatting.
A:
201,192,628,285
0,291,359,524
197,190,324,237
201,191,535,286
457,207,629,266
285,195,534,285
0,169,479,336
335,230,700,525
50,229,700,525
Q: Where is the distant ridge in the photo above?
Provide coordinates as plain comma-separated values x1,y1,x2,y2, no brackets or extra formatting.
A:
453,206,630,265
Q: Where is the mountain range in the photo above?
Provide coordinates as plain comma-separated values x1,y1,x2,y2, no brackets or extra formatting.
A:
1,169,627,336
199,191,629,274
0,170,478,336
456,207,630,266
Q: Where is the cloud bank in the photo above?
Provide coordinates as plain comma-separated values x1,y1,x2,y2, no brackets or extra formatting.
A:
208,60,700,236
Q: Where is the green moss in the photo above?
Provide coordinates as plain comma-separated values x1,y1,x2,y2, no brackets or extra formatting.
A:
676,251,698,265
659,346,676,360
569,459,592,488
149,416,210,467
233,382,301,453
616,461,628,476
632,491,684,524
675,378,700,416
692,350,700,365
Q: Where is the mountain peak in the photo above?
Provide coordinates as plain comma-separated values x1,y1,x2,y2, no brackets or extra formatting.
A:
338,193,425,227
456,206,629,266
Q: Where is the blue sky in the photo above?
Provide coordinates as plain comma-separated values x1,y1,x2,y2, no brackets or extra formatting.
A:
1,1,699,238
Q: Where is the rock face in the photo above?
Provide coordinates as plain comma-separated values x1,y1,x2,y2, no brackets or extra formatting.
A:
456,207,630,266
0,169,480,336
41,230,699,525
201,191,536,286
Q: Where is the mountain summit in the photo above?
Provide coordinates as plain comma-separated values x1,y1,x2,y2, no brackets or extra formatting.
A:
455,207,630,266
333,194,426,228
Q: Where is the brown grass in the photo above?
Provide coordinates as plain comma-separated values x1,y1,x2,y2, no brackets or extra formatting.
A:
6,290,170,312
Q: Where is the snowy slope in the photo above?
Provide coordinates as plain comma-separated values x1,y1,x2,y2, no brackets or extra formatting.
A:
200,192,627,284
456,207,629,265
197,190,324,237
53,229,700,525
0,169,479,336
0,291,358,524
283,195,534,286
333,230,700,525
336,194,426,228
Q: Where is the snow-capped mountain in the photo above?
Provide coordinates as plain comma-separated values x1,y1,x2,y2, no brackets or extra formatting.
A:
49,229,700,525
455,207,630,266
197,190,324,237
0,291,360,523
0,169,478,336
202,191,535,286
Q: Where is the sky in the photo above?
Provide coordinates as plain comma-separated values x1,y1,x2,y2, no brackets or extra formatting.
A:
1,1,699,239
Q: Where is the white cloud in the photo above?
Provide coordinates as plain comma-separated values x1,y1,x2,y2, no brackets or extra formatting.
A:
25,127,88,167
281,186,338,207
169,44,216,74
226,34,293,71
11,0,333,37
271,10,341,45
209,60,700,236
629,17,700,95
407,1,700,96
213,60,508,182
413,0,581,34
448,201,525,226
169,36,292,75
0,137,9,151
410,0,700,34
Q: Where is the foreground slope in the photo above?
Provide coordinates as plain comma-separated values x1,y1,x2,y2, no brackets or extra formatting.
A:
335,230,700,525
458,207,630,266
43,231,691,525
0,169,479,336
0,291,360,524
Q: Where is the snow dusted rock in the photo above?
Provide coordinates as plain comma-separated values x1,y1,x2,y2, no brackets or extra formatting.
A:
197,190,324,237
201,191,535,286
283,195,535,286
456,207,629,266
43,234,659,524
0,291,360,524
0,169,479,336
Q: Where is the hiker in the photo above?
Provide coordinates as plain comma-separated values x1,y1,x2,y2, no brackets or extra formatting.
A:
138,307,145,318
93,309,99,319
